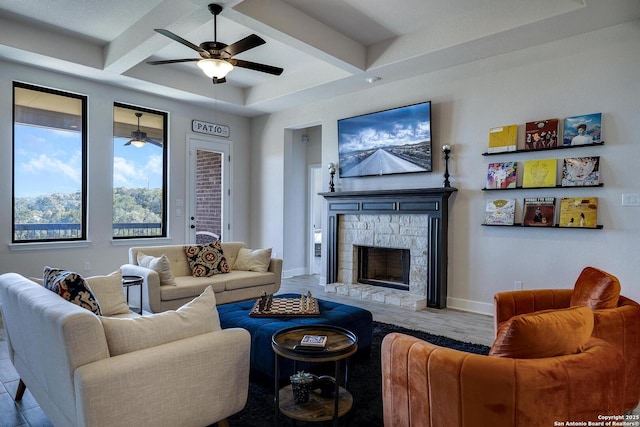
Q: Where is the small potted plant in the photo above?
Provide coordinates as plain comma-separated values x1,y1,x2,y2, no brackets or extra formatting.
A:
289,371,314,404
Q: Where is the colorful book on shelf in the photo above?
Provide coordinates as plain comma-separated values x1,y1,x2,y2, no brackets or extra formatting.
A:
524,118,559,150
486,162,517,189
562,156,600,186
559,197,598,228
488,124,518,153
563,113,602,146
522,159,557,188
484,199,515,225
522,197,555,227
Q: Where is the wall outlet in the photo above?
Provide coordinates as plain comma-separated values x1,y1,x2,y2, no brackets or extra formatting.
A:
83,262,91,271
513,280,523,290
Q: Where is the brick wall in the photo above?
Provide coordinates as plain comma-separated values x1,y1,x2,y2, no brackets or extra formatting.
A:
195,150,222,237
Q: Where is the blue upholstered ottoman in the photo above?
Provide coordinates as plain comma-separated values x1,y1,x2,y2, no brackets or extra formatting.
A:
218,294,373,383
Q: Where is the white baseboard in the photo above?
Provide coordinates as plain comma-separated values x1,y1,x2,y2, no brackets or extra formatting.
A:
446,297,493,316
283,267,307,278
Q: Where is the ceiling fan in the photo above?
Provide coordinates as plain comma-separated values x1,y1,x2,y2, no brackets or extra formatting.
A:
147,3,284,84
125,113,161,148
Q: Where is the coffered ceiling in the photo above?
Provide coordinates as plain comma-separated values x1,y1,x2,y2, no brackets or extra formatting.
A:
1,0,638,117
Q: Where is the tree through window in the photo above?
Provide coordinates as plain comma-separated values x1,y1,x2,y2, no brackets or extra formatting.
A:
112,103,168,239
13,82,87,243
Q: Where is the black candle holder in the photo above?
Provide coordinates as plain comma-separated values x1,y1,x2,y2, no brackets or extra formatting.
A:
328,162,336,192
442,145,451,187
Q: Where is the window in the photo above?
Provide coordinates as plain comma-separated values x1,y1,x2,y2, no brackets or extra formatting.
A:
112,103,168,239
13,82,87,243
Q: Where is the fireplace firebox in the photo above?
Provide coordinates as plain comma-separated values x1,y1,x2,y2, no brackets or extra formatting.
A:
357,246,410,290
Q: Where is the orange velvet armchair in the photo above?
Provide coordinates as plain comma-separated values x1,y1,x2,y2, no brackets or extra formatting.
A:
381,332,624,427
494,266,640,411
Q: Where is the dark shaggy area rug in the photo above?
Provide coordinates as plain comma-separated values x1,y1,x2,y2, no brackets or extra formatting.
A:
225,321,490,427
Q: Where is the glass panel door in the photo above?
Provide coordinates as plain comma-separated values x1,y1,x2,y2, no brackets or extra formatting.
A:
187,136,230,243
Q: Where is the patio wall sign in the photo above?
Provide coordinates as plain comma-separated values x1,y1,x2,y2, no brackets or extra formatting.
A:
192,120,230,138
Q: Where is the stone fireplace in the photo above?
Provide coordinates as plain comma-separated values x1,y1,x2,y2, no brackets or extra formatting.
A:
320,188,457,309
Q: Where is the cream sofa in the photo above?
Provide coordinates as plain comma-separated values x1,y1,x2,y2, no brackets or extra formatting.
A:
0,272,251,427
123,242,282,313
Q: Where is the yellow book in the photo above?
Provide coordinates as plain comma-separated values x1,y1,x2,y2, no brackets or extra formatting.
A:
488,124,518,153
559,197,598,228
522,159,557,188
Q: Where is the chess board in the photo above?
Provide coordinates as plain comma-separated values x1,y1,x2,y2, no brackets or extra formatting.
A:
250,295,320,317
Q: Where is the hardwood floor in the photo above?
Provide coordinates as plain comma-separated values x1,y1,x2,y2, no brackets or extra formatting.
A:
1,274,635,426
280,275,495,347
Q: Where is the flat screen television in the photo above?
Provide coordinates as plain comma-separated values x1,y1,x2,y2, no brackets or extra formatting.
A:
338,101,432,178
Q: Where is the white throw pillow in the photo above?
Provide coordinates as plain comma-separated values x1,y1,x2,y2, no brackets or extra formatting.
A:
100,286,220,356
137,251,177,286
86,269,131,316
233,247,272,273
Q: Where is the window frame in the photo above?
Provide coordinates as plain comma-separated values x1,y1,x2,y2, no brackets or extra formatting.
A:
112,102,169,240
12,82,88,244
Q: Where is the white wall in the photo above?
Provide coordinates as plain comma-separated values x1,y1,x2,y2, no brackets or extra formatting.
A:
282,127,322,277
0,61,251,278
250,20,640,314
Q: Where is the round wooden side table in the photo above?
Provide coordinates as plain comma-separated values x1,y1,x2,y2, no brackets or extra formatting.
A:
272,325,358,426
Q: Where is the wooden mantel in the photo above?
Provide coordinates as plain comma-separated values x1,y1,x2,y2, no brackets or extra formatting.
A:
320,187,457,309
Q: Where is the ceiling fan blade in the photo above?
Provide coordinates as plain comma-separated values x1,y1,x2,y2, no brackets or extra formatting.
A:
145,138,163,147
224,34,266,57
154,29,209,57
230,59,283,75
147,58,200,65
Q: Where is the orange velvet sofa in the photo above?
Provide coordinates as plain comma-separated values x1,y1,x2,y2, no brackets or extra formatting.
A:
381,332,624,427
494,267,640,411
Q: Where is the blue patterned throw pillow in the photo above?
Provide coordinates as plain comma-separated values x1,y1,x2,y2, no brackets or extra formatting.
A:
43,267,102,315
184,241,230,277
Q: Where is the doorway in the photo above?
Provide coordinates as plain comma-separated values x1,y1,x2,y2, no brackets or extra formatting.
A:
186,135,231,243
309,164,322,275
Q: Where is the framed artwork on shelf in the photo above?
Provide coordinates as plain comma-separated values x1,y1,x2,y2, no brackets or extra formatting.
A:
562,156,600,186
522,197,555,227
522,159,557,188
559,197,598,228
525,118,559,150
488,124,517,153
563,113,602,146
484,199,516,225
486,162,517,189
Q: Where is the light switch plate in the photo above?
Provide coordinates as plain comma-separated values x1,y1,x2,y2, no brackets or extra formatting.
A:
622,193,640,206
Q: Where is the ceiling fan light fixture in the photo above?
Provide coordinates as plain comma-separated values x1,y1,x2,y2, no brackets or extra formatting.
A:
198,59,234,79
130,139,146,148
126,113,148,148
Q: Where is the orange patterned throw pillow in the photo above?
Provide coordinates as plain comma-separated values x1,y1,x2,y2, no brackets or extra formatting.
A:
184,241,230,277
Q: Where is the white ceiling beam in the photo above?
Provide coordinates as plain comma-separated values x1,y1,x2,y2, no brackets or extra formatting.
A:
103,0,208,74
228,0,366,74
0,15,103,69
